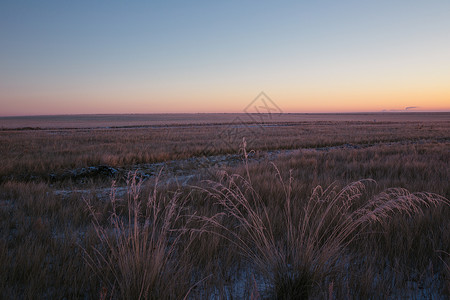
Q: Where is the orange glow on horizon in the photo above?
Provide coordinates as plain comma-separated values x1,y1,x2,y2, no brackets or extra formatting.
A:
1,81,449,116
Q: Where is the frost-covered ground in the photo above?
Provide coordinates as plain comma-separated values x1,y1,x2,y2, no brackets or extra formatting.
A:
51,137,449,199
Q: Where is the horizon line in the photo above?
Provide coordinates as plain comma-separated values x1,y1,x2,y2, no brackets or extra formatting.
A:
1,110,450,118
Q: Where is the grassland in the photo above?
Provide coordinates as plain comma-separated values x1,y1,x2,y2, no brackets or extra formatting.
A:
0,113,449,299
1,113,448,182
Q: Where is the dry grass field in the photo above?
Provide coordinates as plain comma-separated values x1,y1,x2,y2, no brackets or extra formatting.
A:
0,113,449,299
2,112,448,129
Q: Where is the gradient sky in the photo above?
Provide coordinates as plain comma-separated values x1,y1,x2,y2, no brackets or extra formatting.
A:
1,0,449,116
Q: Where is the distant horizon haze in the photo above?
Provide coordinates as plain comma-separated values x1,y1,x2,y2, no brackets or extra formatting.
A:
1,109,450,118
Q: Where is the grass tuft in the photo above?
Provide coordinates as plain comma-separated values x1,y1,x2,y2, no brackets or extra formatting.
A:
82,172,195,300
201,140,449,298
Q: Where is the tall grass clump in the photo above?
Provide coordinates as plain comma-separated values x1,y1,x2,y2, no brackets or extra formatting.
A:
83,172,195,300
202,140,449,299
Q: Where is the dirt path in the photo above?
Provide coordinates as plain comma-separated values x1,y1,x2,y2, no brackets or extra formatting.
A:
52,137,449,199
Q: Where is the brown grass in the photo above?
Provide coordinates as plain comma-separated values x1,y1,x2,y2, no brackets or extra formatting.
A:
1,115,448,182
199,142,449,298
83,172,197,299
0,114,448,298
2,112,448,129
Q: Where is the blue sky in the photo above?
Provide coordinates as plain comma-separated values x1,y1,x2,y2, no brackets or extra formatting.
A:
1,1,449,115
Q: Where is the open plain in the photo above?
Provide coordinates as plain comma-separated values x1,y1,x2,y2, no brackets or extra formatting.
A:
0,112,449,299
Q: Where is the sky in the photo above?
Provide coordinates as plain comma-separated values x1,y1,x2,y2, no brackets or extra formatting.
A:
1,0,449,116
